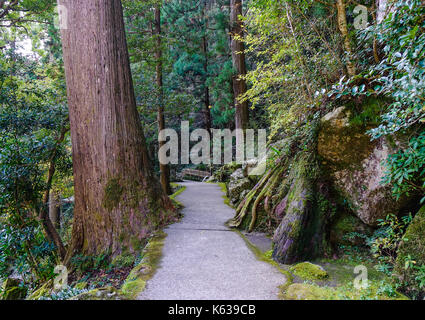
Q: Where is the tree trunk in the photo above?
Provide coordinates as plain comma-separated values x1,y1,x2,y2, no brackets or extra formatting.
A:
49,191,61,231
155,5,172,195
58,0,174,257
336,0,356,77
201,2,212,132
230,0,249,133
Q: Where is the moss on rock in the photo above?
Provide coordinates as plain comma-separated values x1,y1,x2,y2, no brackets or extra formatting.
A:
394,205,425,298
290,262,328,281
330,212,373,246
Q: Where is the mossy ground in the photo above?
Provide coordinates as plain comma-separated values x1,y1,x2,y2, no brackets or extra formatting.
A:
239,230,408,300
119,231,167,299
281,257,409,300
170,183,187,209
218,182,233,208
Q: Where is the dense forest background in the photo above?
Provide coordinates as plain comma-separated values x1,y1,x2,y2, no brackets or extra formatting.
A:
0,0,424,300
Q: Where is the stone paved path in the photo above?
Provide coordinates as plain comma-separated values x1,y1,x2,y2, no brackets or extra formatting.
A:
138,181,287,300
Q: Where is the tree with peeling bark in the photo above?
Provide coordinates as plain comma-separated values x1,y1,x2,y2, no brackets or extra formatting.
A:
58,0,175,258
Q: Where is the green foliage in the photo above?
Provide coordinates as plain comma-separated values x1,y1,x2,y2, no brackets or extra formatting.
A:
383,132,425,203
242,0,341,138
368,214,412,275
70,253,111,276
329,0,425,205
39,287,88,301
0,39,69,283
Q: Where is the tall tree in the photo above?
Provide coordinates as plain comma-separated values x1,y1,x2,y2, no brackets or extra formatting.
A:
230,0,249,133
155,4,172,195
201,0,212,131
58,0,174,257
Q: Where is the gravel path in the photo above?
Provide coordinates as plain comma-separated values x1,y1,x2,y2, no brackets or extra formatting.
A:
138,181,287,300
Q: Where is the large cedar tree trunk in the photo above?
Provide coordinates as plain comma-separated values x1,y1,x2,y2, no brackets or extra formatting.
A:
58,0,174,257
155,5,172,195
230,0,249,132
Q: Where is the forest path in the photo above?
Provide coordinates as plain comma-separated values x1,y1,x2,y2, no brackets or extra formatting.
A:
138,181,287,300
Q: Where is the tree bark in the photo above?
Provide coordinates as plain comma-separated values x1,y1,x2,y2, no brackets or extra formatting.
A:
201,1,212,132
336,0,357,77
58,0,174,257
230,0,249,133
49,190,61,231
155,5,172,195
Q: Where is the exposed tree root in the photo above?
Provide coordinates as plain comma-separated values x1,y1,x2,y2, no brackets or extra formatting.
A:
228,169,275,228
249,166,285,232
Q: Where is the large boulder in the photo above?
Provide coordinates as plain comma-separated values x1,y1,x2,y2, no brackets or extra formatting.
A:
227,168,254,206
318,106,405,226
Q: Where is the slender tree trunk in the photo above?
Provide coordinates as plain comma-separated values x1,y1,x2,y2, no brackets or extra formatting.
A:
58,0,174,257
39,124,69,260
230,0,249,134
201,2,212,132
336,0,356,77
155,5,172,195
49,190,61,231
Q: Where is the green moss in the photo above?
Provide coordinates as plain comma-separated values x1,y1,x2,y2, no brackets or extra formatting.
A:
103,178,124,211
74,282,88,290
280,256,409,300
348,97,385,127
282,280,409,300
218,182,233,208
119,231,167,299
168,183,187,210
27,280,53,300
290,262,328,281
2,286,27,300
394,205,425,297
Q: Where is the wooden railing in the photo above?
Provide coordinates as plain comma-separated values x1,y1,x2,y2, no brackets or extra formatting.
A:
181,169,211,181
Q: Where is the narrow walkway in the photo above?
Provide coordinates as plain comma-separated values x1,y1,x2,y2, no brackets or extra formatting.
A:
138,181,287,300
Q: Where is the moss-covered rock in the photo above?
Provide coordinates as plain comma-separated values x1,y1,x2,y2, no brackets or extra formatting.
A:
330,212,373,246
208,162,242,183
290,262,328,281
394,206,425,298
318,106,408,226
227,178,253,206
